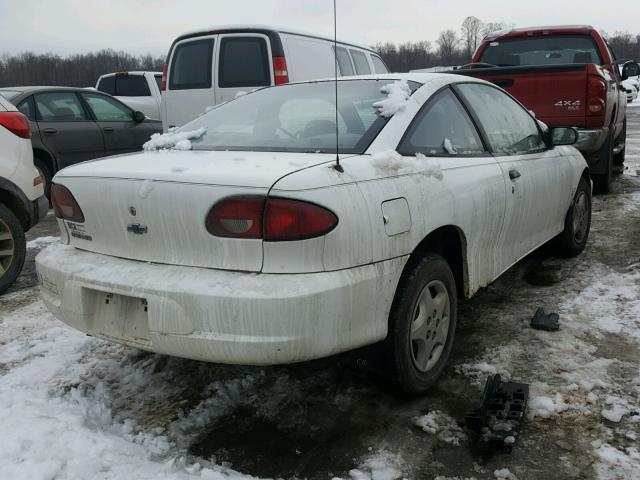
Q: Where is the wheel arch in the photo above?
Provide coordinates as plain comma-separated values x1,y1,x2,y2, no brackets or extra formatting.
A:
0,179,30,230
401,225,469,299
33,147,57,175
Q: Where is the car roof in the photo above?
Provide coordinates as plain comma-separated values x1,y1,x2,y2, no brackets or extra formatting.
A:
0,86,94,94
291,72,487,87
174,24,378,54
99,71,162,77
484,25,595,41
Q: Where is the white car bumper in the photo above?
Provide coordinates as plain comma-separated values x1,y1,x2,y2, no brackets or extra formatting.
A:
36,244,405,364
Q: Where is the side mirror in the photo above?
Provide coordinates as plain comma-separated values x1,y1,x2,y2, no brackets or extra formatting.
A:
133,111,146,123
621,61,640,81
550,127,578,146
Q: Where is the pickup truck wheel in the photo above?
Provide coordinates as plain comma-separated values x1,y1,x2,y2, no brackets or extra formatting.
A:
0,203,26,293
592,130,613,195
386,253,457,394
556,177,591,258
613,119,626,167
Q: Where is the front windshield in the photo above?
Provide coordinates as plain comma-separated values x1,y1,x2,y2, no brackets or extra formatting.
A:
479,35,603,67
185,79,419,154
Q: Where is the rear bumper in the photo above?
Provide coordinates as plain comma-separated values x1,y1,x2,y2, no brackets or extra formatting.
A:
35,244,404,365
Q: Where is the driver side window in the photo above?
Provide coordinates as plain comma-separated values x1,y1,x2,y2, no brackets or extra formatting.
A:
456,83,546,155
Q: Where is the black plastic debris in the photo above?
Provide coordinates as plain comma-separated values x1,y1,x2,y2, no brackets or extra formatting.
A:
465,374,529,453
530,307,560,331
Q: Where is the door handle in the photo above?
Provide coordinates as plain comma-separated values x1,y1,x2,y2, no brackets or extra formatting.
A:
43,128,57,135
103,127,114,133
509,169,521,180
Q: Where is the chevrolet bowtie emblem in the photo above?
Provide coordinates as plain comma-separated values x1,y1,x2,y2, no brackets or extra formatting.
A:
127,224,148,235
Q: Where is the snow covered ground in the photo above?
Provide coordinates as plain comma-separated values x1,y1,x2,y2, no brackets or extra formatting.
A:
2,111,640,479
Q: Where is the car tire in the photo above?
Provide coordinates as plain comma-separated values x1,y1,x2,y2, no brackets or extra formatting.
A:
613,119,626,167
0,203,26,294
556,177,591,258
34,157,52,200
385,253,458,394
592,130,613,195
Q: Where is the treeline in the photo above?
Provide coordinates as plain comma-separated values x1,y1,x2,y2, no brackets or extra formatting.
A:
0,50,164,87
374,18,640,72
2,20,640,87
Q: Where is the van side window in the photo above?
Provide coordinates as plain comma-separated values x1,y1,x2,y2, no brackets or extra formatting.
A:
370,55,388,74
350,50,371,75
335,47,354,76
219,37,270,88
170,39,214,90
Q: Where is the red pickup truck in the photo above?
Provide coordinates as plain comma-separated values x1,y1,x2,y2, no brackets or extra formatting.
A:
459,25,640,193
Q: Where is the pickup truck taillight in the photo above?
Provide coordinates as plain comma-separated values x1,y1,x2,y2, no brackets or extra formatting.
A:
587,76,607,115
0,112,31,139
206,196,337,241
51,184,85,223
161,63,168,91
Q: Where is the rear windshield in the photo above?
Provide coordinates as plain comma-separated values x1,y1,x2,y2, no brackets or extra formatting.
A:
97,75,151,96
219,37,270,88
479,35,603,67
170,39,214,90
185,79,419,154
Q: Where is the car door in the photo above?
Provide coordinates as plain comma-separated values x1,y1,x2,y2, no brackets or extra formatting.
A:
392,87,507,287
215,33,273,104
164,36,217,129
33,91,105,169
455,83,572,270
80,92,158,156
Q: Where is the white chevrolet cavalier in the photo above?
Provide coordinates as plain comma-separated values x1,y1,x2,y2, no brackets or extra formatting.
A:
36,73,591,392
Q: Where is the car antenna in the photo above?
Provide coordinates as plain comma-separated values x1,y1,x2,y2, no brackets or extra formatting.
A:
332,0,344,173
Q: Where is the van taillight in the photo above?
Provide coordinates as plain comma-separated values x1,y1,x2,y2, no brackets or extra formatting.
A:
0,112,31,139
51,184,85,223
206,196,337,241
161,63,168,91
587,76,607,114
273,56,289,85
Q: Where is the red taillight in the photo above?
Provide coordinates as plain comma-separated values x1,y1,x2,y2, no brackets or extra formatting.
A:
264,198,337,241
0,112,31,139
587,76,607,115
206,195,265,238
161,63,168,91
206,196,337,241
272,56,289,85
51,184,85,223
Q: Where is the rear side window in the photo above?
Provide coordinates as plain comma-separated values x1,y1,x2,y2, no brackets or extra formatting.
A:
479,35,604,67
335,47,354,76
35,92,88,122
219,37,270,88
398,88,485,156
170,39,214,90
97,76,115,95
350,50,371,75
371,55,388,73
17,98,35,121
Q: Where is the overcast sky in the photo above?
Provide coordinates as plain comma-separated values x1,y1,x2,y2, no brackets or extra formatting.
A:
1,0,639,57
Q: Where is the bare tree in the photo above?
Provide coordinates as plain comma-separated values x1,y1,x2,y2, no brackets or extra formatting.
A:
437,30,459,66
482,22,507,37
461,16,483,60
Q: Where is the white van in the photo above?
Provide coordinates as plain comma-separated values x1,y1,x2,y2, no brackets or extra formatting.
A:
161,25,389,130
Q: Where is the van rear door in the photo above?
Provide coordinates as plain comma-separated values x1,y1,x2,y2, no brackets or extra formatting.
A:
164,35,217,130
214,33,273,104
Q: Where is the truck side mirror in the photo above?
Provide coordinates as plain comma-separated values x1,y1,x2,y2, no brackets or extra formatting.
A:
621,61,640,80
550,127,578,146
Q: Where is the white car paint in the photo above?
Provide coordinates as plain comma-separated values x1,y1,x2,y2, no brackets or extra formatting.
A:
96,72,162,120
161,24,389,130
0,95,43,203
36,73,588,366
